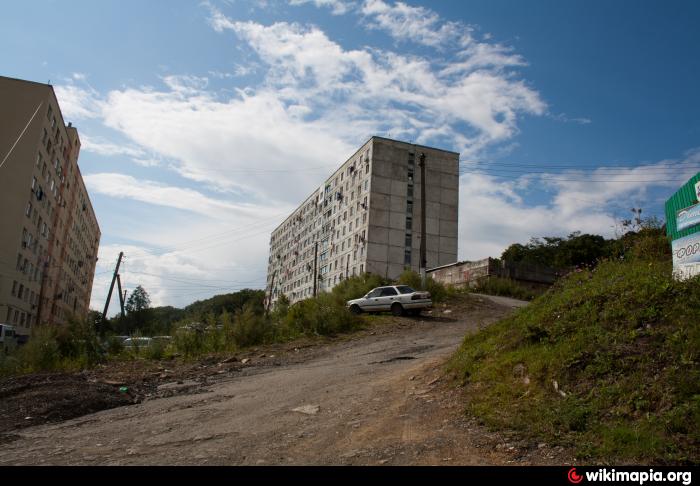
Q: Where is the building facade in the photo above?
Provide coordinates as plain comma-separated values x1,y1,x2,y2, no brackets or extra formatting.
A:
266,137,459,304
0,76,100,335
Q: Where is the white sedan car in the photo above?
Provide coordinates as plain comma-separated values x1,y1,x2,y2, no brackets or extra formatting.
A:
346,285,432,316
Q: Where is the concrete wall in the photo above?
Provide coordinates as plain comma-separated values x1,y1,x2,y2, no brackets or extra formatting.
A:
428,258,559,288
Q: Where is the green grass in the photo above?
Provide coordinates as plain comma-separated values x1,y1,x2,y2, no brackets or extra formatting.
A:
447,259,700,464
473,277,540,301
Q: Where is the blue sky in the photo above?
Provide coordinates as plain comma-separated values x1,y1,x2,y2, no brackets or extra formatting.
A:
2,0,699,313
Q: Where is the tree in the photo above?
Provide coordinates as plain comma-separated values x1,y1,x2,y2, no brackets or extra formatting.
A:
126,285,151,313
123,285,153,334
501,232,613,269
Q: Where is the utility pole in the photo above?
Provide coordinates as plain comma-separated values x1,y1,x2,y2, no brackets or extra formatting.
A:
116,274,126,318
266,270,277,316
419,152,427,289
102,251,123,322
313,242,318,297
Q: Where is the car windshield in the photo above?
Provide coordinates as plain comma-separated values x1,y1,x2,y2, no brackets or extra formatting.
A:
396,285,415,294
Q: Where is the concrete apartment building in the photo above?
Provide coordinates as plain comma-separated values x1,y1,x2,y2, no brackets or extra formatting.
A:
0,76,100,335
266,136,459,304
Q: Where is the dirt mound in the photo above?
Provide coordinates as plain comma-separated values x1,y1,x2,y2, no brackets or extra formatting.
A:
0,373,135,434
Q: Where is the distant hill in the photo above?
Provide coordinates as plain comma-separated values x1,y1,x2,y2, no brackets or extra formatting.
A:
108,288,265,335
183,288,265,318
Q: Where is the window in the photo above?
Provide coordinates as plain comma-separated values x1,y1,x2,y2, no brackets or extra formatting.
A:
11,281,17,296
366,289,382,298
380,287,398,297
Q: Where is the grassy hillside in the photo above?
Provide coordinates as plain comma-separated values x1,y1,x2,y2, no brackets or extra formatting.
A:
448,254,699,464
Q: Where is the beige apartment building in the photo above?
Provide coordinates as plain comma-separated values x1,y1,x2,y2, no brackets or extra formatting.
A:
266,136,459,304
0,76,100,335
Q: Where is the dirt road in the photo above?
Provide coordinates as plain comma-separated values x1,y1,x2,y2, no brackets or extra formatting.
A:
0,295,572,465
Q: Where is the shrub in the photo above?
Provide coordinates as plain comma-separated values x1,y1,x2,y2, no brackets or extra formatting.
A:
232,302,274,347
172,326,206,359
55,316,104,367
104,335,124,355
283,292,359,336
144,338,168,360
13,325,61,373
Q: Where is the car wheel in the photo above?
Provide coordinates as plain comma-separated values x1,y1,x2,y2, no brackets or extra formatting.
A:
350,304,362,315
391,303,404,317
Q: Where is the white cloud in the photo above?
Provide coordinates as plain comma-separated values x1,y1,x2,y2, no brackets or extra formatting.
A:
289,0,354,15
360,0,467,48
93,240,271,313
459,150,700,260
217,16,545,152
80,134,146,158
58,9,544,207
53,84,102,120
84,173,290,220
544,150,700,217
458,172,618,260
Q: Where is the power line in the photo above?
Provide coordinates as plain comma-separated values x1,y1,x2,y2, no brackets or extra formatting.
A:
123,270,266,288
0,101,43,170
176,164,337,174
120,213,286,261
458,168,689,183
123,223,281,263
459,159,700,170
458,164,700,175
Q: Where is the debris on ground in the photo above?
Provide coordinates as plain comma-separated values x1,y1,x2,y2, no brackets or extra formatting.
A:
291,405,320,415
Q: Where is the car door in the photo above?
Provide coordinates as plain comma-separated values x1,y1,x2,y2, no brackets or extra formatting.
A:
377,287,399,311
361,288,383,311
